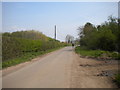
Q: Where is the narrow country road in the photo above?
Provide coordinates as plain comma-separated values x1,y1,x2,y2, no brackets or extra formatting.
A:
3,47,75,88
2,46,118,88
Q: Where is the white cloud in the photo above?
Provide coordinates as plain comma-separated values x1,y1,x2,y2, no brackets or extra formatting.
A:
10,25,27,31
3,25,28,32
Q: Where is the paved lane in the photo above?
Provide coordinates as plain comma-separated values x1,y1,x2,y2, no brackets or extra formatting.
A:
3,47,74,88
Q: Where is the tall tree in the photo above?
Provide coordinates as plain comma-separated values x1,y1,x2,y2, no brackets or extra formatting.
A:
65,35,74,43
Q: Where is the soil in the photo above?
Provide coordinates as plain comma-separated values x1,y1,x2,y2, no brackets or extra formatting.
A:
70,53,119,88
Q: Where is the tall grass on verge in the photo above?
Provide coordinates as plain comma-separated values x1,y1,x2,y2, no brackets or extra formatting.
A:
75,46,120,60
2,47,63,69
114,74,120,87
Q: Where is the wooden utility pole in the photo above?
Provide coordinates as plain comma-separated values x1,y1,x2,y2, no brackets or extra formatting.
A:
55,25,56,40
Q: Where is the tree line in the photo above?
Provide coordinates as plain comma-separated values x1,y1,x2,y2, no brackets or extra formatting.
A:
78,16,120,52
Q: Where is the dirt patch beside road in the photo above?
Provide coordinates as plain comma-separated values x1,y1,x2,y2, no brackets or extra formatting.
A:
70,53,119,88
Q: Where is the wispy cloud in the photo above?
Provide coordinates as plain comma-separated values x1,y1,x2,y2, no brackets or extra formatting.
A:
3,25,28,32
10,25,26,31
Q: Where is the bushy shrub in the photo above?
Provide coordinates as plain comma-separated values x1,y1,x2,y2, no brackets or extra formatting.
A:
2,36,22,61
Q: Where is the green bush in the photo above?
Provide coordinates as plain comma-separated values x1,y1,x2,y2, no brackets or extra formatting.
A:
115,74,120,87
2,36,22,61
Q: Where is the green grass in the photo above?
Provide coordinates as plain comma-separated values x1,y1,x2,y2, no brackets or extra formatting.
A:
75,46,120,59
114,74,120,87
2,46,64,69
75,46,106,57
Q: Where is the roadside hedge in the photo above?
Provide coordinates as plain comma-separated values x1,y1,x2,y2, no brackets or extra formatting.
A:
2,30,67,62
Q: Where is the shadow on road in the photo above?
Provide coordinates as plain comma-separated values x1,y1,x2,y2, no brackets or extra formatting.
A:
63,47,74,52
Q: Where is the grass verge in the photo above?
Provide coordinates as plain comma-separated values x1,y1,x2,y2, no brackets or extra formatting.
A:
75,46,120,60
2,47,64,69
114,74,120,87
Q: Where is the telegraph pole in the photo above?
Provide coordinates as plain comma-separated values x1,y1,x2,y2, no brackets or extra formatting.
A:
55,25,56,40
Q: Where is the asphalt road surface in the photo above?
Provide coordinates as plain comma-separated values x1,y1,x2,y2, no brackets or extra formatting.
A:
3,47,74,88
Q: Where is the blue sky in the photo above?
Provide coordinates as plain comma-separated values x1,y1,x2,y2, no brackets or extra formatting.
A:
2,2,118,41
